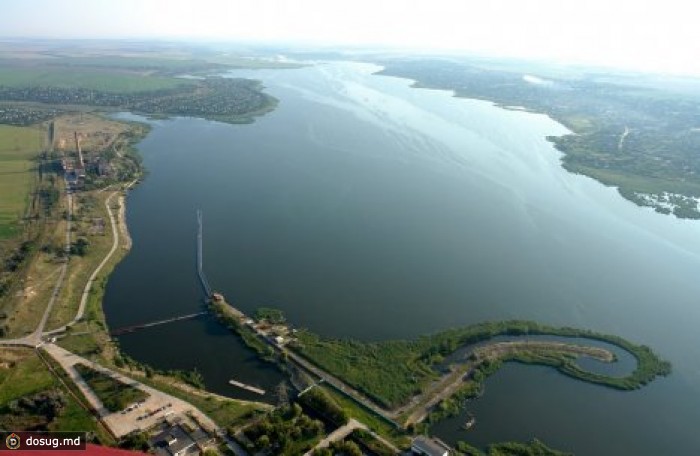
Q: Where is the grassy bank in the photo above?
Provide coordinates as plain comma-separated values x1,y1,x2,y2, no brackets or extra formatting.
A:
456,438,571,456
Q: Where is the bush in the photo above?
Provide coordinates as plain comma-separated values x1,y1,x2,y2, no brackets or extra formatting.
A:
298,388,348,426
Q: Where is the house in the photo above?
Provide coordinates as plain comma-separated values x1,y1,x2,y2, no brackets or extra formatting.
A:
152,425,196,456
150,417,217,456
411,436,450,456
188,427,216,451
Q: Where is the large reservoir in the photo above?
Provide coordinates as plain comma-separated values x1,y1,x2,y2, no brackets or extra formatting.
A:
104,62,700,455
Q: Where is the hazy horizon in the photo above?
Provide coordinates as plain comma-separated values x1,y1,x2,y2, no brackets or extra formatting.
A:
1,0,700,77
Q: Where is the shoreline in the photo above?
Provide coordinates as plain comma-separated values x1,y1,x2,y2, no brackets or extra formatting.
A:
117,181,136,251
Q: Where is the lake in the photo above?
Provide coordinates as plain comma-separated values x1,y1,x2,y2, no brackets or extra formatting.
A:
104,61,700,455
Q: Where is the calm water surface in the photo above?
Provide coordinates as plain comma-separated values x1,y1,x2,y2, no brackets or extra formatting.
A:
104,62,700,455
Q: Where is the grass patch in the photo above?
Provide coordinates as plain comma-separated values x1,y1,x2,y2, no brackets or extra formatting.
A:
73,363,147,413
130,372,265,429
0,350,55,404
49,399,98,432
349,429,396,456
58,333,103,357
0,124,42,240
0,349,112,442
294,330,435,409
318,386,407,448
193,395,261,428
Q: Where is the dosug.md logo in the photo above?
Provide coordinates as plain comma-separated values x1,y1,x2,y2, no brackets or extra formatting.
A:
5,433,20,450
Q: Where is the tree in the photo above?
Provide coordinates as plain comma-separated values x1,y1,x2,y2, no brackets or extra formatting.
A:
70,238,89,256
330,440,362,456
255,435,270,449
120,432,149,452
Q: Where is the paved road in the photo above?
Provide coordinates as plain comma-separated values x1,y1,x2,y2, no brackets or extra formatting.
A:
303,418,366,456
46,184,131,335
402,365,474,426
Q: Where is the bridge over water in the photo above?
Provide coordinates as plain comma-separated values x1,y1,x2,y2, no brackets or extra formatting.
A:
110,312,207,336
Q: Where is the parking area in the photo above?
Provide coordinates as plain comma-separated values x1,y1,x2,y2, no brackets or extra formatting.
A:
43,343,219,438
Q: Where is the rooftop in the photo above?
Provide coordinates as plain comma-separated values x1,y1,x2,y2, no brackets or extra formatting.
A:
411,436,450,456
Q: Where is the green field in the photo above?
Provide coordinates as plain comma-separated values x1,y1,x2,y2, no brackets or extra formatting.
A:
0,124,42,239
0,352,55,404
41,56,222,72
0,350,108,439
0,66,188,93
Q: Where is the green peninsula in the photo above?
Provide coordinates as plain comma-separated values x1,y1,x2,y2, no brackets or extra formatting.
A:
378,59,700,219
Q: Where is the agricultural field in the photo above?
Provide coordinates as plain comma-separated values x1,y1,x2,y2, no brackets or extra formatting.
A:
0,124,42,240
0,66,188,93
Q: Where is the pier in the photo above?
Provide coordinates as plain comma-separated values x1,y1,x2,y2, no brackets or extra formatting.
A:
110,210,213,337
228,379,266,395
110,312,207,336
197,209,212,298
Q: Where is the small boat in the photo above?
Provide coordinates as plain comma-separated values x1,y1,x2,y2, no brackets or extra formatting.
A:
462,413,476,430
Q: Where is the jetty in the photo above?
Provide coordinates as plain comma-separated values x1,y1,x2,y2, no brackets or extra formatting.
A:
229,379,266,395
197,209,212,298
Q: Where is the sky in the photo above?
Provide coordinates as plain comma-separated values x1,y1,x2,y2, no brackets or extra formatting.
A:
2,0,700,75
